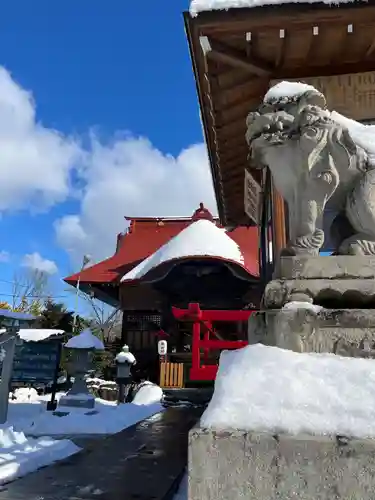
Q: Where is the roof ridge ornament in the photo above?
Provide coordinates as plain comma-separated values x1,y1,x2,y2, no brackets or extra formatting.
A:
191,202,214,222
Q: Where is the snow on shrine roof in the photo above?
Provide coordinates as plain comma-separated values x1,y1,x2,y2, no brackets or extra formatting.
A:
121,219,258,282
189,0,360,16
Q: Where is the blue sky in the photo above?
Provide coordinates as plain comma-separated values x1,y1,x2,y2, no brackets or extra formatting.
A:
0,1,218,313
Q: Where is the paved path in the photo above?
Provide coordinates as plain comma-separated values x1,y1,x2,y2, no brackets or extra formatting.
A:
0,406,202,500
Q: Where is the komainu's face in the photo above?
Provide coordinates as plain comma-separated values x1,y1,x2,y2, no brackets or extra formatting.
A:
245,105,297,150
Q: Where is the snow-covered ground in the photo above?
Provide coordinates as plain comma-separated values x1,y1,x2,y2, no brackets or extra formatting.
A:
201,344,375,438
0,426,79,486
11,384,163,436
0,383,163,485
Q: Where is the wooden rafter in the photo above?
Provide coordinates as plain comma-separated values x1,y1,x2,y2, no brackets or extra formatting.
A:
365,37,375,59
330,26,350,64
205,38,273,77
275,29,288,69
216,78,267,111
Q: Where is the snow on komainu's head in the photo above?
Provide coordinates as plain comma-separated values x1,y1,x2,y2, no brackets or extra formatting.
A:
264,81,326,107
201,344,375,438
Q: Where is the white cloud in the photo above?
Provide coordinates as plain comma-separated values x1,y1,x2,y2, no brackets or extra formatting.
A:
21,252,58,275
0,67,80,213
55,136,217,262
0,251,10,262
0,66,217,264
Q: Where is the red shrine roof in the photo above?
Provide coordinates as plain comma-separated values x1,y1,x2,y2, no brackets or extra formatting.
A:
64,204,259,286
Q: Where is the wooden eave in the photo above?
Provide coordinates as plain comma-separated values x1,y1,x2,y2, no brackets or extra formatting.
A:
184,0,375,225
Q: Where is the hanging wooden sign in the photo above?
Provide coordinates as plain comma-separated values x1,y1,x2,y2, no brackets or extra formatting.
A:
244,169,262,224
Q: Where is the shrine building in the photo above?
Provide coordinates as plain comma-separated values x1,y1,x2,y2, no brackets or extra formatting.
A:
64,204,260,385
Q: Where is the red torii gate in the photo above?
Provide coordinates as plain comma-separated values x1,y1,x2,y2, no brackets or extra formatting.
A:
172,303,254,381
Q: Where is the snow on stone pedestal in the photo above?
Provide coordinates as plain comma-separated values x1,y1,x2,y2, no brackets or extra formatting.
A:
189,344,375,500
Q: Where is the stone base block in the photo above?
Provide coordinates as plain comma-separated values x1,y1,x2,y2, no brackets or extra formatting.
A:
189,427,375,500
266,256,375,309
248,308,375,355
275,255,375,280
59,393,95,409
264,278,375,308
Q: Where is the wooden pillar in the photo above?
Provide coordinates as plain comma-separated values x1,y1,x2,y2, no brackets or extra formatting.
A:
271,185,287,259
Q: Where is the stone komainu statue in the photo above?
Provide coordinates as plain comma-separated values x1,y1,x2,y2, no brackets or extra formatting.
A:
246,82,375,256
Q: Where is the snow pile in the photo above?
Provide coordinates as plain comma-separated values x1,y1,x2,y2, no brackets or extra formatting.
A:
115,351,136,364
121,219,245,282
17,384,163,436
19,329,64,342
190,0,359,16
65,329,104,350
282,301,323,314
331,111,375,159
201,344,375,438
86,377,117,390
11,388,39,403
131,383,163,406
0,425,79,485
0,329,64,342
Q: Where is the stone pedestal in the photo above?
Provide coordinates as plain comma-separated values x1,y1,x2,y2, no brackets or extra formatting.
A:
59,349,95,410
189,428,375,500
248,256,375,355
189,256,375,500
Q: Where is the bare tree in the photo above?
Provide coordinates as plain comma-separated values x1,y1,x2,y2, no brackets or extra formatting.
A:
69,288,122,342
11,269,51,314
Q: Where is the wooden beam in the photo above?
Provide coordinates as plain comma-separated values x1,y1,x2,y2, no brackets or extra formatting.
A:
275,29,288,69
330,27,351,64
275,59,375,80
215,77,267,111
192,1,375,34
206,38,273,77
365,37,375,59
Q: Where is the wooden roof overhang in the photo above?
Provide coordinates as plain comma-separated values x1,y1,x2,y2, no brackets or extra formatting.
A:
184,1,375,226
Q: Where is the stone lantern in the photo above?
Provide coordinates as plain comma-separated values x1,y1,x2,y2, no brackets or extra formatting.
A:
59,328,104,410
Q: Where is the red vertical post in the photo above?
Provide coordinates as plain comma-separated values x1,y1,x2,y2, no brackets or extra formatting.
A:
203,321,211,365
190,303,203,377
192,318,201,375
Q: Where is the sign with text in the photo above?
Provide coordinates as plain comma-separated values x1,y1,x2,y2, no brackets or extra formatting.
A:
158,340,167,356
1,340,62,385
244,169,262,225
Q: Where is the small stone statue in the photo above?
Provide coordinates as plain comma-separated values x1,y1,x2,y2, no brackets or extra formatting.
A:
246,82,375,256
